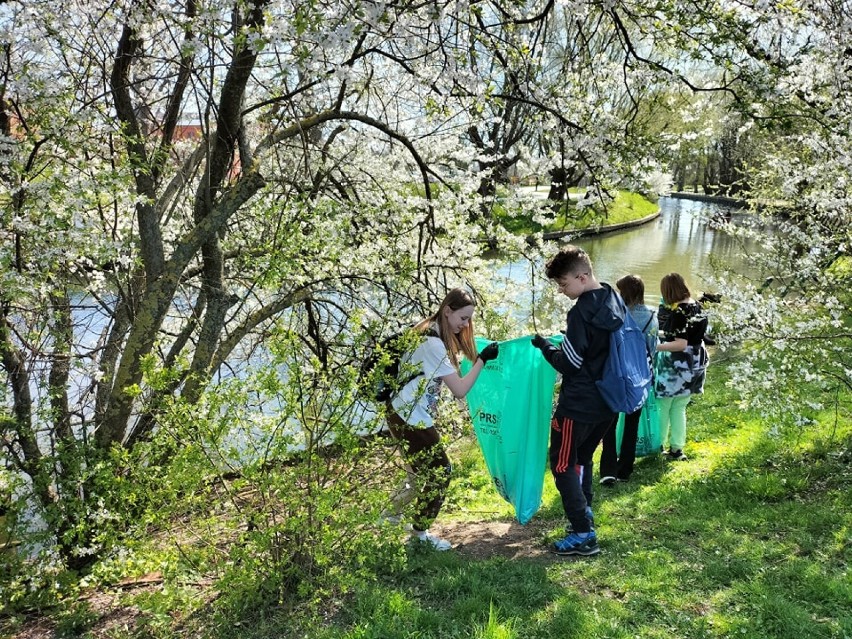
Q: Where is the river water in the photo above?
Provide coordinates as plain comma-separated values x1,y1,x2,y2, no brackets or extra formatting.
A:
501,195,750,307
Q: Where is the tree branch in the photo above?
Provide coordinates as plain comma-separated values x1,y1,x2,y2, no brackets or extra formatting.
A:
154,0,197,182
109,21,166,282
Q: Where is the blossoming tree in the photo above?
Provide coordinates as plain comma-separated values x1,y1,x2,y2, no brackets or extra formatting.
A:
0,0,848,575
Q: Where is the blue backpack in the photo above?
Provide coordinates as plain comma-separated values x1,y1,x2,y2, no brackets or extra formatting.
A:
596,296,653,414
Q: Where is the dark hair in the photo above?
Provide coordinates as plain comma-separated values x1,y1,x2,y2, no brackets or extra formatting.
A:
545,246,592,280
414,288,477,367
660,272,691,306
616,274,645,307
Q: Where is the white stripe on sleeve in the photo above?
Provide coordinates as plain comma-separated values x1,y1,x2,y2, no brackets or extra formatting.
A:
561,338,583,368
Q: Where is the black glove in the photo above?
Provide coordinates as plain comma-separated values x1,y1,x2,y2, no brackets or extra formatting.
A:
477,341,499,363
531,334,549,350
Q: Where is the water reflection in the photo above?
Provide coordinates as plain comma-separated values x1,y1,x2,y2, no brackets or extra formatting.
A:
504,196,755,306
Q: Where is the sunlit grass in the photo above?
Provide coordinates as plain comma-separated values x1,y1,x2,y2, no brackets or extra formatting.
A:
309,362,851,639
495,189,659,235
94,357,851,639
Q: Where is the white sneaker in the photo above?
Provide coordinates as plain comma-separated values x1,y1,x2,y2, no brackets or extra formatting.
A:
411,530,452,551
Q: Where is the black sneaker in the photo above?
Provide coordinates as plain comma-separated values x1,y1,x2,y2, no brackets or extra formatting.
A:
552,531,600,556
667,449,688,461
599,475,616,486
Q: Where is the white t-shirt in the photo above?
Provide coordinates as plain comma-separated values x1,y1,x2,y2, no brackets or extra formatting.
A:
390,333,456,428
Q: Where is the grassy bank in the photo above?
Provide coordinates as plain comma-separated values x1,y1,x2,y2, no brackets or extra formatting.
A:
496,189,659,235
298,358,850,639
4,355,850,639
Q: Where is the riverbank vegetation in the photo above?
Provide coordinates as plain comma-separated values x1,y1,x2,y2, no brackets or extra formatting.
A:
2,356,849,638
495,189,660,236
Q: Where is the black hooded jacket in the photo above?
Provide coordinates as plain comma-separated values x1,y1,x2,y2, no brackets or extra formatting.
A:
538,282,624,422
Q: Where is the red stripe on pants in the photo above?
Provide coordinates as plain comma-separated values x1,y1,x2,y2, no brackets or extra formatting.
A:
554,416,574,474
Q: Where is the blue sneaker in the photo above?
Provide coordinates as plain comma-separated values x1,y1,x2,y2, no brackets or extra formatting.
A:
552,531,600,556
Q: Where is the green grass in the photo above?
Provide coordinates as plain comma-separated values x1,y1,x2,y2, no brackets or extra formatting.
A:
6,357,849,639
307,363,852,639
496,189,659,236
594,190,659,225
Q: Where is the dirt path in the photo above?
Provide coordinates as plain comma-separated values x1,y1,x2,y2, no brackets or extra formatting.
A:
430,518,555,560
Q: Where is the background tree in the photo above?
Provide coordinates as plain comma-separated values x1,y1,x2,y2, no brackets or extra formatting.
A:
612,0,851,421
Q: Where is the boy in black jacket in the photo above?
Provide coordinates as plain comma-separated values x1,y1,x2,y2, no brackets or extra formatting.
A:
531,246,624,556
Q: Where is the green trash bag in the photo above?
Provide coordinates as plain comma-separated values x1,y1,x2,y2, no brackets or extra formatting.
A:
614,388,662,457
461,335,559,524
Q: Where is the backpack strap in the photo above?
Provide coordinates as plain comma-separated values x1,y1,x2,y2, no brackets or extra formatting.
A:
640,311,656,361
396,327,439,389
641,311,656,334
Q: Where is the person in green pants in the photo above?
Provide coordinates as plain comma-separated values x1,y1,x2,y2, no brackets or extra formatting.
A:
654,273,709,462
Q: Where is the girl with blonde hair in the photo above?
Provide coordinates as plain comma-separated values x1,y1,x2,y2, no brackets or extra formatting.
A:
386,288,498,550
